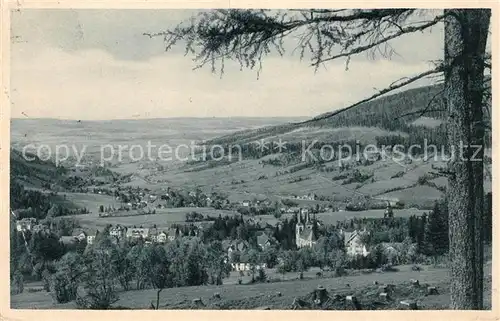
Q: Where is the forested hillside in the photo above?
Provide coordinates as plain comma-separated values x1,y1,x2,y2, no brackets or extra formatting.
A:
205,84,491,154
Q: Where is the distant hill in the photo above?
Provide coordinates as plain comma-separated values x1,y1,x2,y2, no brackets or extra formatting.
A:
10,149,68,189
205,84,491,148
9,150,102,218
205,85,444,145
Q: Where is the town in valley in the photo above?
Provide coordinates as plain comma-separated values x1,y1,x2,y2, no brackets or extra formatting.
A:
8,8,493,311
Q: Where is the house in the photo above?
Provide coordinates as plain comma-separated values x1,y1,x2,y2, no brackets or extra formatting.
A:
256,233,272,250
384,203,394,218
230,253,267,271
306,193,316,201
72,229,87,242
166,228,179,241
156,231,167,243
16,218,37,232
87,235,96,245
295,212,317,248
242,200,251,207
231,262,250,271
126,228,150,240
147,227,160,242
254,218,267,230
337,204,347,212
32,224,49,234
226,240,250,260
109,225,127,239
59,236,78,246
342,229,370,257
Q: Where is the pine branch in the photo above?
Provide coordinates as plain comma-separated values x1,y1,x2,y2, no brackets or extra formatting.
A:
146,9,423,74
314,14,445,65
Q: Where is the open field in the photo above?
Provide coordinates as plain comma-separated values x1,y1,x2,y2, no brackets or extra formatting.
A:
132,153,453,210
61,192,120,211
12,262,492,310
313,208,427,223
61,207,427,230
275,208,427,224
267,126,408,145
61,207,237,229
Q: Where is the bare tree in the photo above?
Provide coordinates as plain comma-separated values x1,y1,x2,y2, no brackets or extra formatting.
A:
147,8,491,309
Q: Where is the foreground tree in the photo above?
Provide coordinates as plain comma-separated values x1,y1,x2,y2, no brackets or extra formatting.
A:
445,9,490,309
143,245,170,310
150,8,491,309
77,235,120,309
51,252,84,303
423,201,449,262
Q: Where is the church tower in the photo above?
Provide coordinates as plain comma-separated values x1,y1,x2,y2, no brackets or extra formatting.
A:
296,210,304,247
305,212,313,230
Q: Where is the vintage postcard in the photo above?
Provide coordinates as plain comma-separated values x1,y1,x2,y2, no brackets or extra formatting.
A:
0,1,498,320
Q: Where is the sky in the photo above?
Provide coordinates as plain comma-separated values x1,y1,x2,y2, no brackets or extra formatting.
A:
10,9,445,120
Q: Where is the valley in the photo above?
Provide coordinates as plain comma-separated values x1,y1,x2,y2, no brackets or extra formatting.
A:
9,84,493,310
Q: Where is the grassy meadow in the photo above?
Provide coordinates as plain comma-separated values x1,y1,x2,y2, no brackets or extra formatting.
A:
12,262,492,310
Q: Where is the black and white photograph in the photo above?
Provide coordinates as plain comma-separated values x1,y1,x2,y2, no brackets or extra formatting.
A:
4,5,495,312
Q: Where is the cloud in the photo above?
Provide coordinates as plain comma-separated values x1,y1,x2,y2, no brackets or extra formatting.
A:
10,9,445,120
11,45,437,120
11,9,444,63
10,9,201,61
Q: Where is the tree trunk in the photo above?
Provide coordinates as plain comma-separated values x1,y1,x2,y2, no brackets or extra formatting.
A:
444,8,490,310
156,288,162,309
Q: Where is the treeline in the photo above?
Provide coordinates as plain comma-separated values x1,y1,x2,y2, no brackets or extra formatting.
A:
44,232,230,309
200,215,262,246
162,188,229,209
10,181,53,219
313,85,446,129
11,181,89,219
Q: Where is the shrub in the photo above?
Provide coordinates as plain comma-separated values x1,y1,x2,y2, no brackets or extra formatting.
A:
381,264,399,272
391,171,405,179
50,271,78,303
334,267,346,277
331,173,349,181
11,271,24,295
342,170,373,185
256,269,267,283
41,269,52,292
417,175,429,185
76,288,119,310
